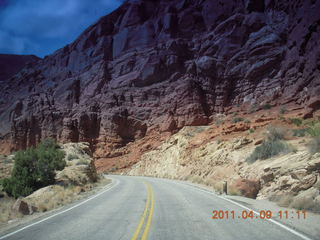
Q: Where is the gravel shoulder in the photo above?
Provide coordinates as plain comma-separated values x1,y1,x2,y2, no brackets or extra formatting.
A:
178,179,320,240
0,177,111,236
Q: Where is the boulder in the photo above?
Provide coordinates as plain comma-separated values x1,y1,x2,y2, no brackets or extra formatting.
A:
12,199,37,216
232,178,260,198
56,163,97,186
261,172,274,184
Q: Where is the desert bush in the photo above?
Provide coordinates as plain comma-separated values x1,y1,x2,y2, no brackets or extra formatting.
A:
309,137,320,155
262,103,271,110
267,125,287,141
76,158,89,165
307,123,320,137
227,184,241,196
246,140,294,163
279,106,287,114
2,139,65,198
231,117,244,123
215,119,223,126
189,175,204,184
292,128,308,137
290,118,303,126
249,103,258,113
67,154,78,161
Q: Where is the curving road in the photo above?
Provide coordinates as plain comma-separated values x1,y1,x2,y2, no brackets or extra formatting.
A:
0,176,315,240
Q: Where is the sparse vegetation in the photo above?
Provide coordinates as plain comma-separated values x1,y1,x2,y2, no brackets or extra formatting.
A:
249,128,255,134
306,123,320,155
307,122,320,137
279,106,287,115
215,119,223,126
262,103,271,110
267,125,287,141
247,126,295,163
292,128,308,137
76,158,89,165
231,117,244,123
249,103,258,113
227,184,241,196
67,154,78,161
2,139,66,198
244,119,251,124
309,137,320,155
290,118,303,126
246,140,294,163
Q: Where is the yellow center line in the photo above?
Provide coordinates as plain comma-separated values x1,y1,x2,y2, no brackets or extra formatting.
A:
131,182,151,240
141,183,154,240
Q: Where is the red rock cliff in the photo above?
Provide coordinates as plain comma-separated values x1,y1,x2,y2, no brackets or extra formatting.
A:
0,0,320,155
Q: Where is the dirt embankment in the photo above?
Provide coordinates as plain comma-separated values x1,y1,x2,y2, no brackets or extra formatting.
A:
127,110,320,212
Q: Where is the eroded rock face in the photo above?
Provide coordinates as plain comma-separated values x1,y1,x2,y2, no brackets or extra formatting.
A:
0,0,320,159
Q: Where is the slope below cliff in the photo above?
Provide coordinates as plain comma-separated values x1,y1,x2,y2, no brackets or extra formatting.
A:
128,110,320,212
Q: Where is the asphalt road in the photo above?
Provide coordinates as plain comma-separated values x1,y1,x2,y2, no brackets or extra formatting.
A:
0,176,315,240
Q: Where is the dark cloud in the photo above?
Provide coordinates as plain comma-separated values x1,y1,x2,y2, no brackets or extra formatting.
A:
0,0,123,57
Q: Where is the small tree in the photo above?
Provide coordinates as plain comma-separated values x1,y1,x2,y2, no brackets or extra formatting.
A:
2,139,65,198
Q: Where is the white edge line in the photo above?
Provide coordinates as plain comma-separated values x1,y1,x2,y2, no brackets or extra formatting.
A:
179,182,313,240
0,178,119,240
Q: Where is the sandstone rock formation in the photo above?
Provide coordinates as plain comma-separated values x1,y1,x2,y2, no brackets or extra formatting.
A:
0,0,319,169
56,142,98,186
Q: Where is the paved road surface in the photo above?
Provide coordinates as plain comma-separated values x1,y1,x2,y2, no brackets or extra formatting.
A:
0,176,315,240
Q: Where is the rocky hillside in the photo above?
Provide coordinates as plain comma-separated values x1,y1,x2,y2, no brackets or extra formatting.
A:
0,0,319,170
128,112,320,212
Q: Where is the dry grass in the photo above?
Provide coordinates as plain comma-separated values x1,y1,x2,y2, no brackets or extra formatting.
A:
30,185,83,212
289,195,320,213
183,174,206,184
227,184,241,196
0,197,16,224
275,194,295,208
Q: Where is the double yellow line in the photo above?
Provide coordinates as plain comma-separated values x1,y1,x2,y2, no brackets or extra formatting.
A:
131,182,155,240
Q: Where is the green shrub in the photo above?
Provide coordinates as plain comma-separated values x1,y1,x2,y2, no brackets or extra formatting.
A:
231,117,244,123
246,140,294,163
215,119,223,126
2,139,65,198
309,137,320,155
307,123,320,137
279,106,287,115
67,154,78,161
290,118,303,126
249,128,255,134
262,104,271,110
292,128,308,137
249,104,258,113
244,119,251,124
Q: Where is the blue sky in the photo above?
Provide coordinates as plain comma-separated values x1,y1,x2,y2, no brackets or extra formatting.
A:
0,0,123,57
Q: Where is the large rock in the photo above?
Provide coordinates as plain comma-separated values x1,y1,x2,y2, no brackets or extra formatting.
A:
56,142,98,186
232,178,261,198
11,199,37,216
